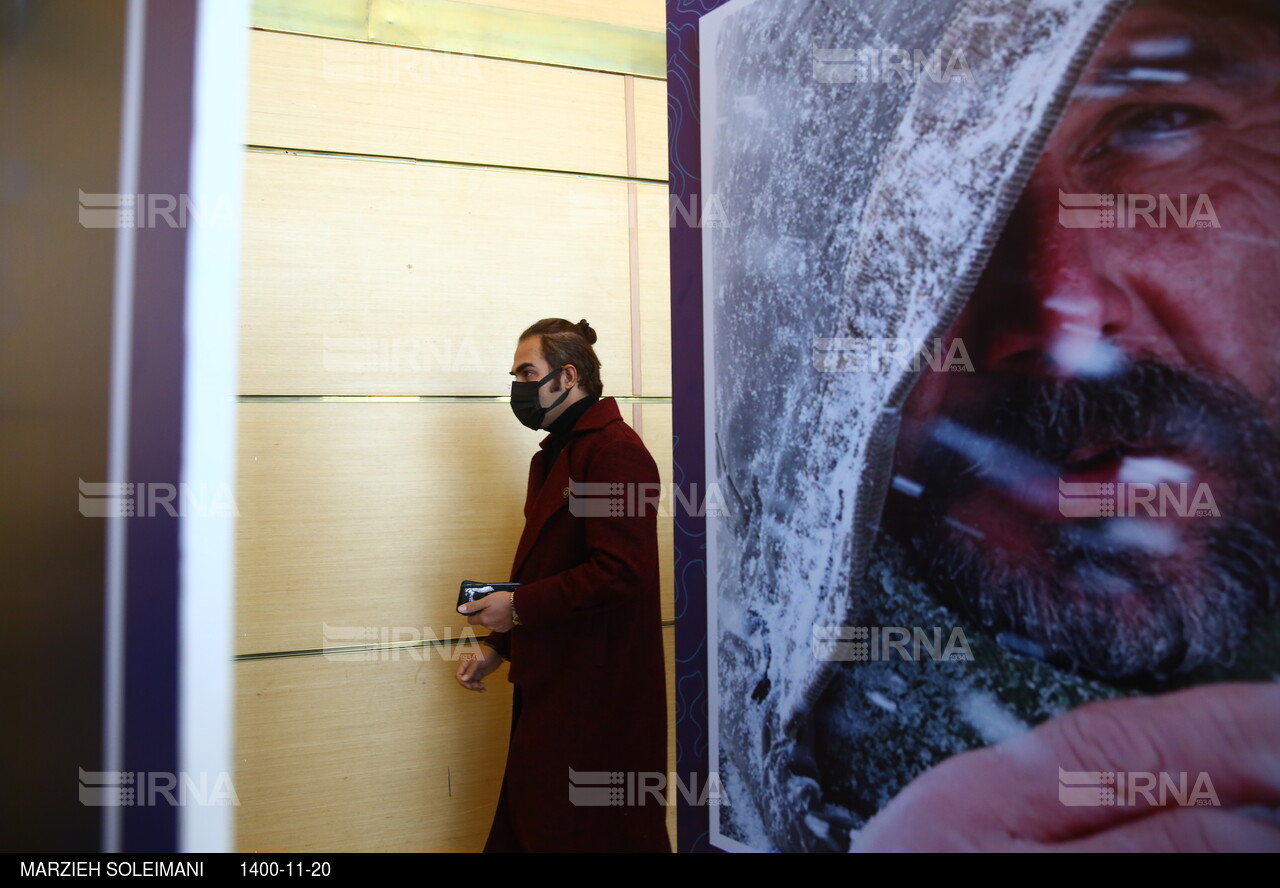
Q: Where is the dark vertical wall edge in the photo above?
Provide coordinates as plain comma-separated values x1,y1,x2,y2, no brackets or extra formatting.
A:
668,0,731,855
0,0,126,852
119,0,198,853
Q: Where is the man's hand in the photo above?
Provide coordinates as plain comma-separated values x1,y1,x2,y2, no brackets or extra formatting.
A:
455,644,503,693
856,682,1280,852
458,591,515,632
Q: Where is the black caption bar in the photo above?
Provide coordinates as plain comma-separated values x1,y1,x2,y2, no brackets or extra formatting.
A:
17,855,349,879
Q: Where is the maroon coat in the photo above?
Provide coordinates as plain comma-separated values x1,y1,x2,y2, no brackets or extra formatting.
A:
483,397,669,852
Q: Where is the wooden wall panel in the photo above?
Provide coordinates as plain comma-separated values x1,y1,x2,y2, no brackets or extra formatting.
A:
253,0,665,78
471,0,665,32
637,183,673,396
238,402,676,655
369,0,664,79
236,402,535,656
633,76,668,182
252,0,368,41
239,151,635,396
247,30,629,175
634,403,674,624
239,0,674,851
235,646,514,851
235,625,675,851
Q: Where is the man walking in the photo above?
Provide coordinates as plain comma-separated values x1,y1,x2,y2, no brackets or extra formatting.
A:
456,318,669,853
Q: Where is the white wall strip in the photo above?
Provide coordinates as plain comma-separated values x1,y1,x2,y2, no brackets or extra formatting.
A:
179,0,250,853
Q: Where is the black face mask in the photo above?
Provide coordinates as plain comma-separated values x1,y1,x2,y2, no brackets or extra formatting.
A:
510,367,571,430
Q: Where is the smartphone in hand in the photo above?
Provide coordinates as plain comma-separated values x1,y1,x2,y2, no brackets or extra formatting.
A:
456,580,520,609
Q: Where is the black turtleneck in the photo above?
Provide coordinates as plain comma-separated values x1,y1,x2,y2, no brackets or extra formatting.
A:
542,393,600,479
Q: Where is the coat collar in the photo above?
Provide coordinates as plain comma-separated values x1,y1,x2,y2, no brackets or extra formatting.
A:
536,395,621,449
511,397,623,579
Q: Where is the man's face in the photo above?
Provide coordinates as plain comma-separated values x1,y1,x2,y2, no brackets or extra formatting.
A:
887,2,1280,681
510,337,569,428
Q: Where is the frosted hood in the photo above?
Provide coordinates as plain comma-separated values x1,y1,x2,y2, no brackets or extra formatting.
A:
701,0,1131,851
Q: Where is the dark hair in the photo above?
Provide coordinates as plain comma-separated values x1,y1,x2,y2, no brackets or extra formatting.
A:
1138,0,1280,30
519,318,603,396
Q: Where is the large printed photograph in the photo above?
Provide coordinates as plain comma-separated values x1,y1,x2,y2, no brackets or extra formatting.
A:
701,0,1280,852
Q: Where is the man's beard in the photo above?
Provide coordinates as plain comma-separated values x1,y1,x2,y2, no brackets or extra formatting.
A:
886,357,1280,682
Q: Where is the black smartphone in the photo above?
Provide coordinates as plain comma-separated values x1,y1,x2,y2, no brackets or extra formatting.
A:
457,581,520,609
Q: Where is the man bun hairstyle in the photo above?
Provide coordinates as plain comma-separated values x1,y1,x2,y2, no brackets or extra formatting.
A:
520,317,604,396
